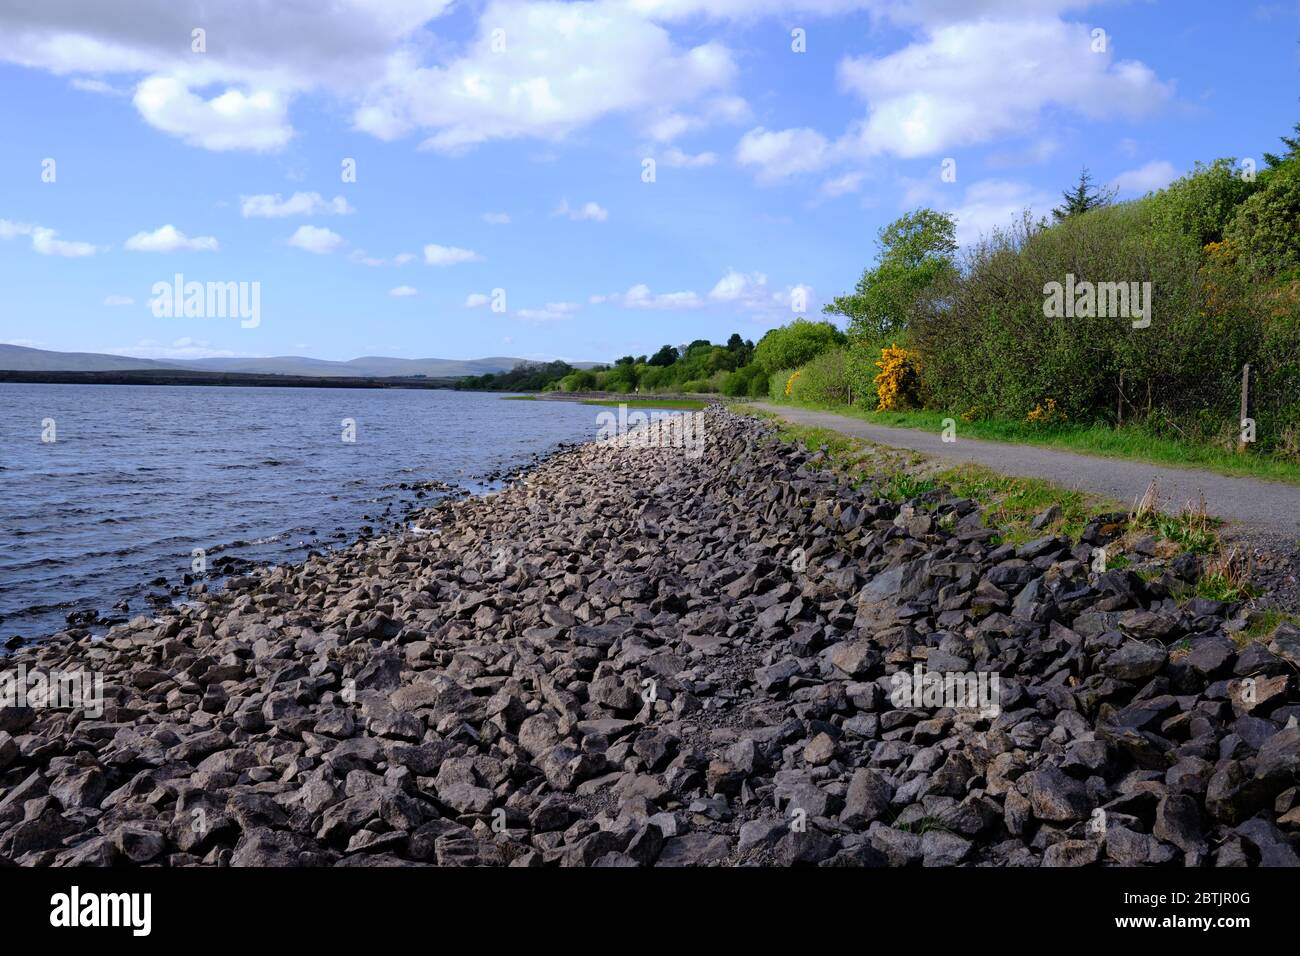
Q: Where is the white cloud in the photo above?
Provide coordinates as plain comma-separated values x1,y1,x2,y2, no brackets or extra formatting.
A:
240,192,353,217
602,283,704,310
354,0,736,152
104,294,135,306
464,293,490,307
389,285,418,297
949,179,1052,246
125,224,219,253
736,126,831,182
837,18,1172,159
424,244,482,266
0,1,456,151
70,77,125,96
515,301,580,321
554,199,609,222
821,170,867,197
482,212,511,224
644,95,750,142
1112,159,1178,194
287,225,343,254
1,219,97,256
662,147,717,168
134,76,293,152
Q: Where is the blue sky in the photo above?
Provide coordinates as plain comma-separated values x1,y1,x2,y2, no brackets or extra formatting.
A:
0,0,1297,364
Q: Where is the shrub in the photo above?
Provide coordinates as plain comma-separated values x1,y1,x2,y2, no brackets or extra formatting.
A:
872,344,922,411
768,368,796,401
753,319,846,373
1223,162,1300,279
789,347,853,405
1148,159,1258,249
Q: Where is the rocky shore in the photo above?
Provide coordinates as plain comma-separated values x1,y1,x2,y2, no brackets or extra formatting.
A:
2,406,1299,867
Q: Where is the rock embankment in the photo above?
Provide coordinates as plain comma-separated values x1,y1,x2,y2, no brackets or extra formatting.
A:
1,407,1298,866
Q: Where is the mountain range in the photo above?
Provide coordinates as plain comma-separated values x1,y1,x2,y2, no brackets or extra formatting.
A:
0,344,593,378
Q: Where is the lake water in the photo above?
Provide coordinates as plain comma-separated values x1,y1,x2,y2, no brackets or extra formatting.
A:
0,384,625,643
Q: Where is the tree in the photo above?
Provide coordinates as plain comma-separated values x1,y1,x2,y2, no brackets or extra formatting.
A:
753,319,846,372
1052,166,1117,221
615,355,635,366
648,344,678,366
822,209,958,339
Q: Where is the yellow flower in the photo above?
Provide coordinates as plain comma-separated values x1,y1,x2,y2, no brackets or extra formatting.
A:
784,369,802,396
872,344,918,411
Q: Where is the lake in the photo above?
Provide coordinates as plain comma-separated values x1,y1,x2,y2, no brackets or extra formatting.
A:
0,384,626,643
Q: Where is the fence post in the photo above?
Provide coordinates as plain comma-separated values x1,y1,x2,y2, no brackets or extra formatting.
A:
1237,363,1251,453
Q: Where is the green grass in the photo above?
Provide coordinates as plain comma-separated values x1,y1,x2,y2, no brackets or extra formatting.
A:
735,404,1117,545
579,398,707,410
500,394,538,401
1239,609,1299,644
771,398,1300,487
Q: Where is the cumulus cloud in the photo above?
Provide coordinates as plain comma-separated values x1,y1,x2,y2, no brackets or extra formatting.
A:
736,127,832,182
240,192,354,217
1112,159,1178,194
389,285,418,297
0,0,455,151
598,284,704,310
125,224,219,253
554,199,609,222
287,225,343,254
948,179,1053,247
134,77,293,152
662,147,717,168
354,0,736,152
0,219,98,257
837,18,1172,159
423,244,482,266
464,292,491,307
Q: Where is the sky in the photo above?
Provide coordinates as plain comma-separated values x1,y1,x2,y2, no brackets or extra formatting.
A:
0,0,1297,365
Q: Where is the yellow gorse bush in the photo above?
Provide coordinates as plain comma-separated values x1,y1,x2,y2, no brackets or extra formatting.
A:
1025,398,1066,424
784,369,802,396
872,344,918,411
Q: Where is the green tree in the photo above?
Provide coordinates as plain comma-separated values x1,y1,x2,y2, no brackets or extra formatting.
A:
753,319,846,372
1149,158,1259,248
1052,166,1117,221
648,344,679,366
1223,161,1300,277
822,209,958,339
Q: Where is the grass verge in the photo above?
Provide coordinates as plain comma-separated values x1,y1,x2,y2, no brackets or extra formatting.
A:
768,398,1300,487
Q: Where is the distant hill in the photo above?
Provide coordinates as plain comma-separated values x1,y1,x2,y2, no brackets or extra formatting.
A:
0,344,597,378
0,344,183,372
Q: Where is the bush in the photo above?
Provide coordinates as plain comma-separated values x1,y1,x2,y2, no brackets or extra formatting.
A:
787,347,853,405
753,319,846,373
768,368,796,401
721,363,765,397
1223,162,1300,279
1149,159,1259,249
872,344,922,410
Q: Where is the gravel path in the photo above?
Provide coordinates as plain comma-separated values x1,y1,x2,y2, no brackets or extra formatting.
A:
758,403,1300,538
